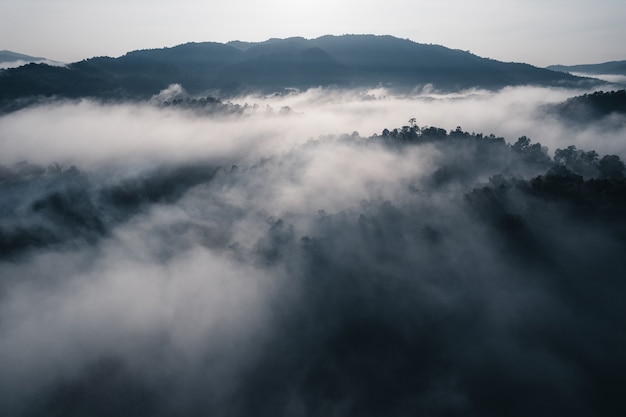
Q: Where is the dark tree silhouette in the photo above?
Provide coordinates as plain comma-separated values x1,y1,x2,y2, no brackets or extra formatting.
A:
553,145,599,178
598,154,626,180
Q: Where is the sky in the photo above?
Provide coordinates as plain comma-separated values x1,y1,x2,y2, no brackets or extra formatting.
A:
1,0,625,67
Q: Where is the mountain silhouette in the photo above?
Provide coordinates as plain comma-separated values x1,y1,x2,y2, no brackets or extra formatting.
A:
0,35,596,107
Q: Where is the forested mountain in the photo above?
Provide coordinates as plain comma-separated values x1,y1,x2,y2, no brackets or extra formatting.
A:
3,29,626,417
0,35,594,107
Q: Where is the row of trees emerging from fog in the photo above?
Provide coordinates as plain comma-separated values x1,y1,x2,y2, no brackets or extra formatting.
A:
1,122,625,261
378,119,624,179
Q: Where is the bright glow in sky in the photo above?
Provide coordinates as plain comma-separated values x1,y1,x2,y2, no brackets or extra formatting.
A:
1,0,624,67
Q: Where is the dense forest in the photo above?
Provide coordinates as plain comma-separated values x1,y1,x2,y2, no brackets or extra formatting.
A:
2,123,624,260
2,118,626,416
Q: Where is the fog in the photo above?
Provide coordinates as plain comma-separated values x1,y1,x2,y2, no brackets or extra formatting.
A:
571,72,626,86
0,60,66,70
2,85,625,168
1,86,626,416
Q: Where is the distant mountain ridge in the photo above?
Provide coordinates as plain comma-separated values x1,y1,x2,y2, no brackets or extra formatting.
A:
0,50,63,69
0,50,46,63
0,35,597,108
547,60,626,76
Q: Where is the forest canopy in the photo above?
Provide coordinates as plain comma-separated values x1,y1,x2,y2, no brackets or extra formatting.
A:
1,88,626,417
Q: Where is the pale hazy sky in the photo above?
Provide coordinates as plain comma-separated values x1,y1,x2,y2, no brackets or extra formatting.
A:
1,0,624,67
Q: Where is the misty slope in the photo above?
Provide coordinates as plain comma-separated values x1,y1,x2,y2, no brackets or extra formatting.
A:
0,35,593,108
548,89,626,124
548,60,626,76
0,50,47,64
2,113,626,417
0,51,64,72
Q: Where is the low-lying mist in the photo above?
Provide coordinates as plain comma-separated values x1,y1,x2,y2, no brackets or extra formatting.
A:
2,85,625,167
1,86,626,417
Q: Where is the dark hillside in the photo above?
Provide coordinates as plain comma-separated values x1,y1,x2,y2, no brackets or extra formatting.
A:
213,47,352,93
549,90,626,123
2,124,626,417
